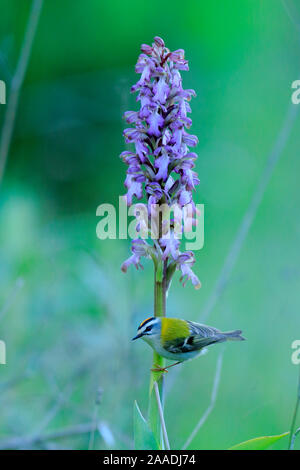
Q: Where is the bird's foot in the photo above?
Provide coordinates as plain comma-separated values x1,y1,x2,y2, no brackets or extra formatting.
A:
151,364,169,373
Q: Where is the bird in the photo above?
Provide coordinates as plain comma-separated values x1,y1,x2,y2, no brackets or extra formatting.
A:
132,316,245,372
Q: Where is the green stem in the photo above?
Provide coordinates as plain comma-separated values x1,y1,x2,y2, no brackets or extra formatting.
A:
148,259,167,448
288,364,300,449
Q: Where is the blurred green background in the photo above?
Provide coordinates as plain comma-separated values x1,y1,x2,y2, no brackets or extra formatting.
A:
0,0,300,450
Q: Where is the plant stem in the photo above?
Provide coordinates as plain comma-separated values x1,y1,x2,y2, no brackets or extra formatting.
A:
154,381,170,450
289,427,300,450
154,261,166,394
288,365,300,449
148,259,167,448
0,0,43,186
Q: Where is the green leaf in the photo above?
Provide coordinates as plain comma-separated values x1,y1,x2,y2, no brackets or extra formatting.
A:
133,401,159,450
229,432,289,450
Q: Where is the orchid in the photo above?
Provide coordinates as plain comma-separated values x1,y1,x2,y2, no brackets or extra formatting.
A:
120,36,201,290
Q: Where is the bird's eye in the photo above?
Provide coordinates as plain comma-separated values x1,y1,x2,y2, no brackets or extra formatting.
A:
145,326,151,332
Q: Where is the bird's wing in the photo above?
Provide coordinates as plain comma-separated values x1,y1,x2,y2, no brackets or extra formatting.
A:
187,321,220,337
163,321,225,355
185,321,225,350
163,335,195,354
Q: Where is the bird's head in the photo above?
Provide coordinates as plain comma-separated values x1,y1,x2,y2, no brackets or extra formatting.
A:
132,317,161,344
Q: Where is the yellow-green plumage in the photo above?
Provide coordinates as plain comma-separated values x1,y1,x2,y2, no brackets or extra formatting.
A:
161,317,189,344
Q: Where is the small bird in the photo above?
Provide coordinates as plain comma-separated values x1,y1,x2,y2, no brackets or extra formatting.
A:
132,316,245,372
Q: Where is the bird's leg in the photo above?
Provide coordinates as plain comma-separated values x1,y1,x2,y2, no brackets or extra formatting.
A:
151,361,181,373
164,361,181,370
151,363,168,373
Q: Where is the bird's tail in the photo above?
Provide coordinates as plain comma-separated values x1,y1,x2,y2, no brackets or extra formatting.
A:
223,329,246,341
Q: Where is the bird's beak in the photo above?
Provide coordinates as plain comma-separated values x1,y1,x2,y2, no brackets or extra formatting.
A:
132,333,143,341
